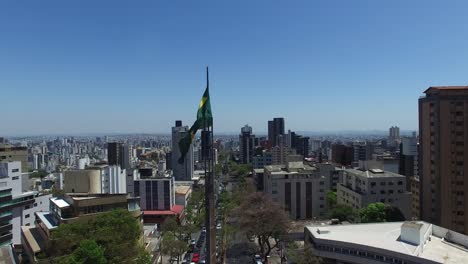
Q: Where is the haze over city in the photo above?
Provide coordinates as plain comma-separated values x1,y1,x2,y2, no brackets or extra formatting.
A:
3,1,468,135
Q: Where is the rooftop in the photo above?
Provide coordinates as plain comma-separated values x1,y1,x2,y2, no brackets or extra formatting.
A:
175,185,191,195
50,197,70,209
345,168,405,178
424,86,468,94
36,212,59,230
143,205,184,216
21,226,47,254
306,222,468,264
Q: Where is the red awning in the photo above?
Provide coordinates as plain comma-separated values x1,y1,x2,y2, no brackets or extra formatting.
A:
143,205,184,216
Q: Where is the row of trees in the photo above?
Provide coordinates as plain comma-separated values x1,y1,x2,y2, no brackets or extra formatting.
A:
160,187,207,264
45,209,150,264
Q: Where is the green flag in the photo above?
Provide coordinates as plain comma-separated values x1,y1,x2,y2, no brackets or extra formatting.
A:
178,86,212,163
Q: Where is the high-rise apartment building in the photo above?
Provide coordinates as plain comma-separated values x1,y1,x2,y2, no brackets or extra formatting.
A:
352,142,373,162
107,143,131,169
171,121,194,181
331,144,354,166
419,86,468,234
239,125,256,164
268,117,285,147
389,126,401,145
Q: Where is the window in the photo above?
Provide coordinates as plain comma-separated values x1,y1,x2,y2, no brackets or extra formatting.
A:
25,214,30,218
397,181,403,185
12,169,19,173
25,205,30,210
34,203,37,207
12,176,19,180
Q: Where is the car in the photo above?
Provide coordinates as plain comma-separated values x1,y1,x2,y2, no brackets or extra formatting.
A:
254,254,262,262
216,223,221,230
191,256,200,263
190,239,196,245
201,226,206,233
199,260,206,264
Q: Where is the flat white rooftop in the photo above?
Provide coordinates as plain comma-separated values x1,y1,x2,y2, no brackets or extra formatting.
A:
50,197,70,208
306,222,468,264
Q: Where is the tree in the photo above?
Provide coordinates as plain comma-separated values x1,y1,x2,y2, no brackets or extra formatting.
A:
360,202,405,223
48,209,150,263
236,192,290,263
385,205,406,222
325,191,337,208
31,169,48,179
328,204,355,222
57,239,107,264
160,233,187,264
286,242,322,264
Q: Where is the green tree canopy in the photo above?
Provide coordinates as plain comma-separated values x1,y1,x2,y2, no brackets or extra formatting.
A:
360,203,406,223
328,204,355,222
48,209,150,263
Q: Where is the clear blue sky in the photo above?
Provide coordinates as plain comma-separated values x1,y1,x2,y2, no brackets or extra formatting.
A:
2,0,468,135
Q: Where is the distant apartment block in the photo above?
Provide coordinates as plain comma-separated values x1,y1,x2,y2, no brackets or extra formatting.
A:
331,144,353,166
264,162,328,219
337,168,412,219
268,117,285,147
171,121,194,181
252,150,272,169
239,125,256,164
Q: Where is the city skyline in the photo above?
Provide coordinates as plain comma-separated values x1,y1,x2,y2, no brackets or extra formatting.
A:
3,1,468,135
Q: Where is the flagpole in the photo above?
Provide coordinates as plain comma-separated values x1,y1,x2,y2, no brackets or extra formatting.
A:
202,66,216,264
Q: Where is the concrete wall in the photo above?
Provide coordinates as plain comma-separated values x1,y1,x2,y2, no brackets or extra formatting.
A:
64,169,101,193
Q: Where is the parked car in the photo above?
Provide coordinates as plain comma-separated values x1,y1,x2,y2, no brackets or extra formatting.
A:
216,223,222,230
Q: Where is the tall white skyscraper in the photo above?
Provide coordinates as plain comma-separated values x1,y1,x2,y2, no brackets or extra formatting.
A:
171,121,194,181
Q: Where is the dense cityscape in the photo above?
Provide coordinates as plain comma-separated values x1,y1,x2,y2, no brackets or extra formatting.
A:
1,85,468,263
3,1,468,264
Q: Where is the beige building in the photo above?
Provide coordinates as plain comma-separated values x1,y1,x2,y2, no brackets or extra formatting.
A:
419,86,468,234
0,144,28,172
63,165,126,194
264,162,328,219
337,168,412,219
175,184,192,208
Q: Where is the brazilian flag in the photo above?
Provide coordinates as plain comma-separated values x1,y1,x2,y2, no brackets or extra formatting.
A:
178,86,212,163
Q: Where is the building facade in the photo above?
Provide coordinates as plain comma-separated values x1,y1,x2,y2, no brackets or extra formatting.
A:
337,168,412,219
268,117,285,147
171,121,194,181
263,162,328,219
0,145,28,173
239,125,256,164
419,86,468,234
331,144,354,166
63,165,127,194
